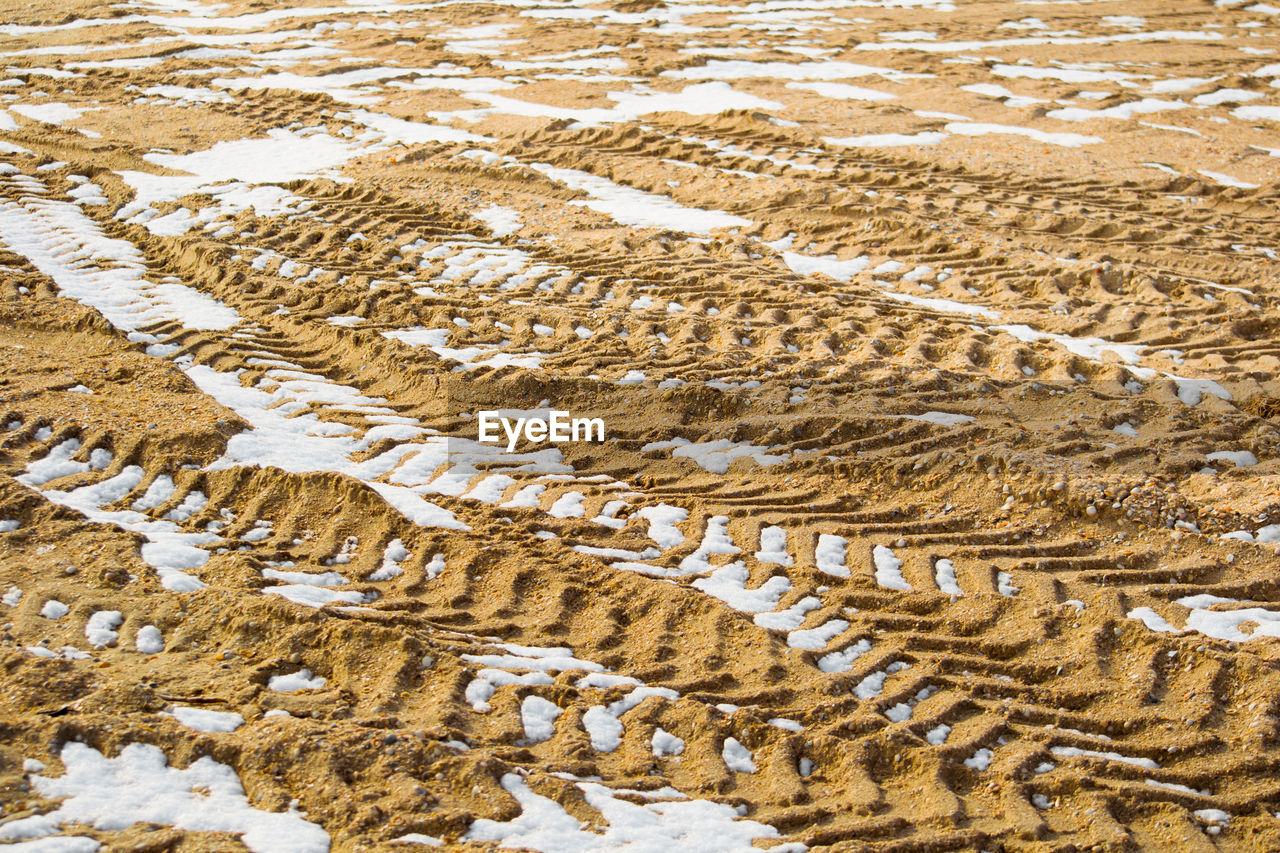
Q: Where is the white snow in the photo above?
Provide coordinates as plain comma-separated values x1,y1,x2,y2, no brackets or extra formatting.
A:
370,538,410,581
787,618,849,650
825,131,947,148
652,727,685,757
11,102,89,126
1050,745,1158,770
787,81,894,101
692,562,790,612
934,558,962,596
41,599,69,619
475,204,523,237
873,545,911,591
815,534,849,577
781,251,869,282
424,553,446,580
1048,98,1185,122
527,163,750,235
903,412,974,426
643,438,787,474
464,644,606,674
0,179,240,332
583,705,625,751
963,748,993,770
1206,450,1258,467
18,439,89,487
1128,606,1178,633
663,59,908,82
31,466,218,592
84,611,122,648
144,128,367,184
1198,170,1259,189
462,773,779,851
263,584,367,608
549,491,586,518
947,122,1100,147
926,724,951,745
721,738,757,773
267,668,326,692
636,504,688,547
4,742,328,853
164,706,245,733
853,670,890,700
467,670,555,712
135,625,164,654
131,475,175,511
521,695,562,743
817,638,872,673
959,83,1046,107
677,515,739,573
754,595,821,631
754,526,793,565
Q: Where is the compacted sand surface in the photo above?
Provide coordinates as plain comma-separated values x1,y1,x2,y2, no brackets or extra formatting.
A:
1,0,1280,849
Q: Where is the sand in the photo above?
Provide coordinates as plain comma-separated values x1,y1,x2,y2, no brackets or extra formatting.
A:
1,0,1280,849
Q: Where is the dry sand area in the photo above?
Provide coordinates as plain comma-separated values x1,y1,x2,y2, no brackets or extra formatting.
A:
3,0,1280,849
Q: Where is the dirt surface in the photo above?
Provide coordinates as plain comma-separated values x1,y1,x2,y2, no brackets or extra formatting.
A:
1,0,1280,850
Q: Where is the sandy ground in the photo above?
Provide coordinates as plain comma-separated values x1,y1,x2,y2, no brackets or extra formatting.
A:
1,0,1280,850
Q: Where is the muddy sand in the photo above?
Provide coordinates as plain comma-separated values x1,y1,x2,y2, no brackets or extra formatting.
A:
1,0,1280,850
